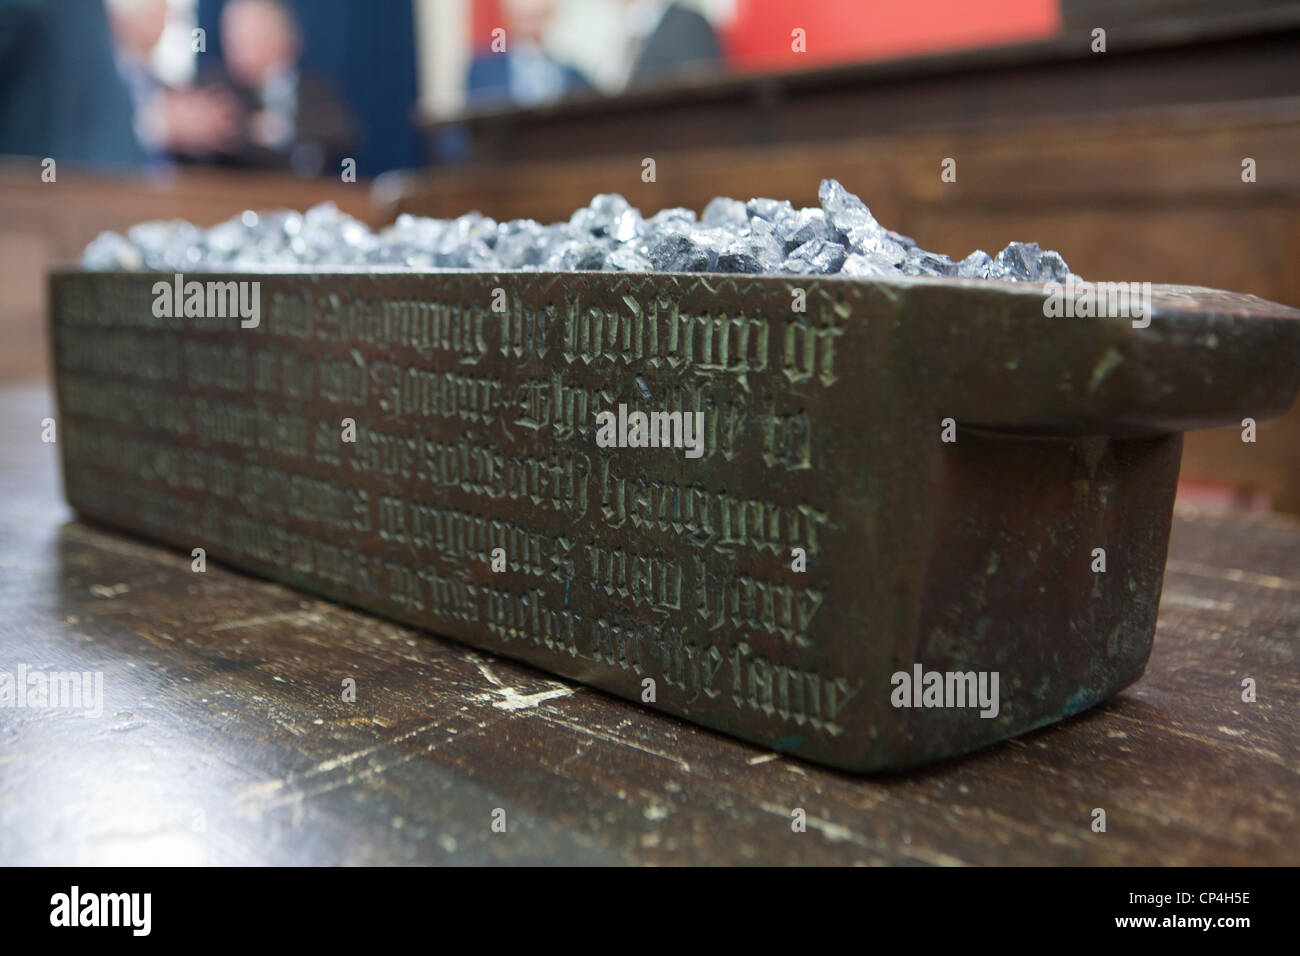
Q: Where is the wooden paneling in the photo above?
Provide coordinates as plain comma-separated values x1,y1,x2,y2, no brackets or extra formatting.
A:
390,98,1300,508
0,162,379,382
431,13,1300,162
3,100,1294,505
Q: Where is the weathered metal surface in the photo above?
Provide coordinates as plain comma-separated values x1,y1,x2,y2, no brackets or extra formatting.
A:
46,270,1300,771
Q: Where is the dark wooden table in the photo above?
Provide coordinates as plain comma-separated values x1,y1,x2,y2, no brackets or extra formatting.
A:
1,382,1296,865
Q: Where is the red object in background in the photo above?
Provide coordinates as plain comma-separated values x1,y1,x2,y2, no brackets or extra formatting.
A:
723,0,1062,71
471,1,1059,68
472,0,505,53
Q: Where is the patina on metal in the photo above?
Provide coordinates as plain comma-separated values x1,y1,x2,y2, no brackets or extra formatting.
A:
47,269,1300,771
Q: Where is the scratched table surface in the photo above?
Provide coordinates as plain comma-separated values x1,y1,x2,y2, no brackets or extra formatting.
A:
0,381,1296,866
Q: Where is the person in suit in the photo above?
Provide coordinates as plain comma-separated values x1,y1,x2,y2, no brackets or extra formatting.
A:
208,0,356,176
622,0,723,86
106,0,242,165
0,0,144,169
465,0,591,109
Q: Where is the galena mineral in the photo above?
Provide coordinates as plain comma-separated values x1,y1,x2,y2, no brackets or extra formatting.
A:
83,179,1075,282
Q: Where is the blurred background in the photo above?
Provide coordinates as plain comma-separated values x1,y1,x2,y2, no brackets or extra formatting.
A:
1,0,1298,507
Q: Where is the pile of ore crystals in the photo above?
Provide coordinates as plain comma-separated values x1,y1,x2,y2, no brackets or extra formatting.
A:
82,178,1072,282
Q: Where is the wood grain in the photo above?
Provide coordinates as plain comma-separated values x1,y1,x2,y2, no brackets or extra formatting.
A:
0,383,1295,864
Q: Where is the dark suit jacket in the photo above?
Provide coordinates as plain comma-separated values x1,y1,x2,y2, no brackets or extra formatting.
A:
199,66,356,176
630,2,722,85
0,0,144,169
466,52,591,108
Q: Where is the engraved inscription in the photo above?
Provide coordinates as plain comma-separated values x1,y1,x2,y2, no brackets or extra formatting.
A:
55,276,859,741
